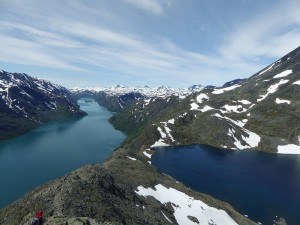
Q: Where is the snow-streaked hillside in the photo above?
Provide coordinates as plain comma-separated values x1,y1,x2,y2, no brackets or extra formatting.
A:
110,46,300,155
0,70,86,140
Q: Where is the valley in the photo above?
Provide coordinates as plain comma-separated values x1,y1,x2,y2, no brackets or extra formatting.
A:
1,46,300,225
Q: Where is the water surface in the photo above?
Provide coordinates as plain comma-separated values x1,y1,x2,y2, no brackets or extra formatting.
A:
152,145,300,225
0,99,126,208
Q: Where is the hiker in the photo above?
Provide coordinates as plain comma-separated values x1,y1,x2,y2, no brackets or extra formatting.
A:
30,210,44,225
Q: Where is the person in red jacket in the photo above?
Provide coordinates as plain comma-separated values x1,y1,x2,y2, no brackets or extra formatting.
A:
30,210,44,225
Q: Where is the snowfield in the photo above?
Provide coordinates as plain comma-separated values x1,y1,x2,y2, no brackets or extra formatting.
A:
127,156,137,161
150,139,169,148
213,113,261,149
190,102,199,110
257,79,289,102
237,100,251,105
157,127,167,139
196,93,209,103
200,105,214,112
135,184,238,225
275,98,291,104
293,80,300,85
273,69,293,79
143,150,153,158
277,144,300,154
212,84,241,94
167,118,175,124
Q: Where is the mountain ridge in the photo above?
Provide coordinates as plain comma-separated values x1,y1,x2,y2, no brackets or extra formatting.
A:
0,70,86,140
109,46,300,154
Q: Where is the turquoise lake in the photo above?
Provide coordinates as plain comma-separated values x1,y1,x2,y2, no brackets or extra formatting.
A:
152,145,300,225
0,99,126,208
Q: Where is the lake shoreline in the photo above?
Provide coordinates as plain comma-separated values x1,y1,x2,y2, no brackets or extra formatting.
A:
152,145,299,225
0,101,286,225
0,99,126,208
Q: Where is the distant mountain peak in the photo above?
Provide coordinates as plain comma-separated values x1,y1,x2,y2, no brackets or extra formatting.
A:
71,84,204,99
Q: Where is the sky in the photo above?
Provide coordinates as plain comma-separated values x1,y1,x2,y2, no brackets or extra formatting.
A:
0,0,300,88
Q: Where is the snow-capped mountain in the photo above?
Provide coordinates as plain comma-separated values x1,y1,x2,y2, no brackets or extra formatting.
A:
71,84,204,112
72,84,204,99
0,70,86,140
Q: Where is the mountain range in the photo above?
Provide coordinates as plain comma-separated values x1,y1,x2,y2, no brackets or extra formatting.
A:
71,84,204,112
1,46,299,225
108,46,300,154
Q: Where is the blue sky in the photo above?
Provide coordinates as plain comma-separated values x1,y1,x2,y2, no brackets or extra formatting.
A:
0,0,300,88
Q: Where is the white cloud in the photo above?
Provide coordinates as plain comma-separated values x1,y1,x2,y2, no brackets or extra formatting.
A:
122,0,172,14
0,0,299,87
0,18,266,86
219,0,300,61
0,34,81,71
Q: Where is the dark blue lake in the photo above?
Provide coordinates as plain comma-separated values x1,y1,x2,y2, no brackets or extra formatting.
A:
152,145,300,225
0,99,126,208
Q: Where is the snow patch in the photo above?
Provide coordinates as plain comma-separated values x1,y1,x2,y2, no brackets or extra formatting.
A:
196,93,209,103
277,144,300,154
237,100,251,105
136,184,238,225
242,119,248,123
158,122,175,143
200,105,214,112
168,118,175,124
273,69,293,79
151,139,169,148
257,79,289,102
213,113,245,127
178,113,187,118
275,98,291,104
190,102,199,110
157,127,167,139
213,113,261,149
165,126,175,142
293,80,300,85
212,84,241,95
143,151,152,158
127,156,137,161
